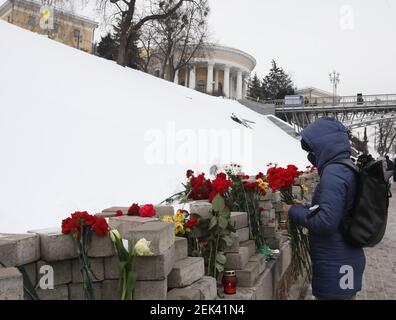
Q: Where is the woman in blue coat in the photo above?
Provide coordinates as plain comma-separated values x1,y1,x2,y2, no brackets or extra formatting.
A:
286,117,366,300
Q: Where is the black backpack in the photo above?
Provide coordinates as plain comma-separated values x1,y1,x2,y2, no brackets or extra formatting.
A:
327,159,392,248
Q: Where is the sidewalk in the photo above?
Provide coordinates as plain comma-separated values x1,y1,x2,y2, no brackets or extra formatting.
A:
358,182,396,300
304,182,396,300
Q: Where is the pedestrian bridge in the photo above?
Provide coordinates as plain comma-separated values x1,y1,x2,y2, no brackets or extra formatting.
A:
241,94,396,133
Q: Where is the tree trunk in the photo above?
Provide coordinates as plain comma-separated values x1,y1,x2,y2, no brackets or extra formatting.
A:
117,34,129,67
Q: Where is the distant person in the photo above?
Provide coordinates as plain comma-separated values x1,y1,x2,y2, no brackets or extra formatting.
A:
357,154,373,169
285,117,365,300
385,156,394,172
394,157,396,182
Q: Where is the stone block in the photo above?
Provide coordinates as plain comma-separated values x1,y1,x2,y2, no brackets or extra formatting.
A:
230,212,248,229
134,279,167,300
72,258,104,283
236,227,250,243
108,215,158,239
260,211,271,226
37,259,72,286
167,288,201,300
21,262,37,287
272,191,282,203
135,245,175,281
186,276,217,300
155,205,174,219
254,267,274,300
219,287,256,300
273,202,283,213
127,222,174,256
224,233,239,253
0,267,23,300
225,247,250,270
259,190,273,201
249,254,267,275
102,206,128,215
174,237,188,262
259,200,273,211
236,261,260,287
0,233,40,267
292,186,302,197
68,282,102,300
28,229,77,262
104,255,119,280
101,279,120,300
240,240,256,258
189,201,212,219
262,225,276,239
88,234,115,258
168,257,205,288
36,285,69,300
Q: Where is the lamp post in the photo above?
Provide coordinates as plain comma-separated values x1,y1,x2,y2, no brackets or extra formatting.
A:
329,70,340,106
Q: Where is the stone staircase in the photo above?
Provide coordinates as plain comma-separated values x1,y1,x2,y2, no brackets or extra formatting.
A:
238,99,276,116
266,115,300,140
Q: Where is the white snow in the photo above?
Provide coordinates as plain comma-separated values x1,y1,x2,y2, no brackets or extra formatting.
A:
0,21,308,233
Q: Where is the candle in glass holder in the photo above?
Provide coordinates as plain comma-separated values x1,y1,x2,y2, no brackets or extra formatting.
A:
222,270,237,295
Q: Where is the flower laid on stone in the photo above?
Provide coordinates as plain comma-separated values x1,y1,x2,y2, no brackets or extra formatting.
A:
61,211,110,300
266,164,311,279
115,210,124,217
127,203,140,216
161,209,199,236
139,204,156,218
110,229,154,300
133,238,154,256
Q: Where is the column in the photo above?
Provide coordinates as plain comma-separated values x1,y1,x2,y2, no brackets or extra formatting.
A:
236,70,243,100
185,68,189,87
243,75,248,98
224,65,230,98
206,62,214,94
189,65,196,89
174,69,179,84
214,68,219,93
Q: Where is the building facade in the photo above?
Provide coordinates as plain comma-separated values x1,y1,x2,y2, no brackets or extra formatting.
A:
0,0,98,53
148,44,256,100
296,87,336,105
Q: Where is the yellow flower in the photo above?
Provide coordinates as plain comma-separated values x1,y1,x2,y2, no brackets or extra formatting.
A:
174,222,185,235
301,184,309,195
174,211,186,223
134,238,154,256
257,179,269,190
161,216,174,223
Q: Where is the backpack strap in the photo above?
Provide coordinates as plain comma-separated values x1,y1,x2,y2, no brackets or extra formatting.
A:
320,159,360,177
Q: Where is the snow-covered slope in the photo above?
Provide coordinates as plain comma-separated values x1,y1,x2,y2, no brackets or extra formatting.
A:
0,21,308,233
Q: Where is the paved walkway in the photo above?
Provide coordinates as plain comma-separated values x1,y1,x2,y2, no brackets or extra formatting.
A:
358,182,396,300
304,182,396,300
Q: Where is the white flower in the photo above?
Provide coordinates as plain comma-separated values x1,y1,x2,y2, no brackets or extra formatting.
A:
110,229,121,243
134,238,154,256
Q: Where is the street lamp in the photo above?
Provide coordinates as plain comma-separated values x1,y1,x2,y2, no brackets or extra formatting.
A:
329,70,340,106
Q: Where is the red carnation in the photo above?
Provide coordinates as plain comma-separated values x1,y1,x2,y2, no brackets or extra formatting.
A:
185,218,199,229
209,172,232,202
256,172,265,179
115,210,123,217
71,211,95,226
61,217,81,237
128,203,140,216
139,204,156,218
91,216,109,237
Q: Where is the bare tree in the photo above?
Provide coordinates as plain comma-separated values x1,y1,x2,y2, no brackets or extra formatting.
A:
377,120,396,156
151,0,209,81
96,0,198,67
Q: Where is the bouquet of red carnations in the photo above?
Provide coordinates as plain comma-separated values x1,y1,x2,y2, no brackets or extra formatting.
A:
266,165,311,279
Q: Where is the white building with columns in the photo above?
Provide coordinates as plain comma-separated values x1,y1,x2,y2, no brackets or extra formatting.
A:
150,44,256,100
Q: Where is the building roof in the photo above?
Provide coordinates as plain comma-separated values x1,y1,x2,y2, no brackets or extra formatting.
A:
296,86,334,97
0,0,98,28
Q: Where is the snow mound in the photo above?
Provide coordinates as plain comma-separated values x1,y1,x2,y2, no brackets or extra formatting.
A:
0,21,308,233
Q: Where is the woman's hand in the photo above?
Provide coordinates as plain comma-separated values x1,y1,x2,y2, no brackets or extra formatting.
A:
293,199,306,207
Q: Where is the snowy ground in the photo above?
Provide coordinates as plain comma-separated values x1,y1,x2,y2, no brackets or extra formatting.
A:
0,21,308,233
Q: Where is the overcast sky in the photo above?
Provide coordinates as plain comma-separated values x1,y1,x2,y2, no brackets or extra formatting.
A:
2,0,396,95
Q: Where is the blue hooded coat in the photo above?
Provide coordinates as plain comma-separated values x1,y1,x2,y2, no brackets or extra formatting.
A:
289,117,366,299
